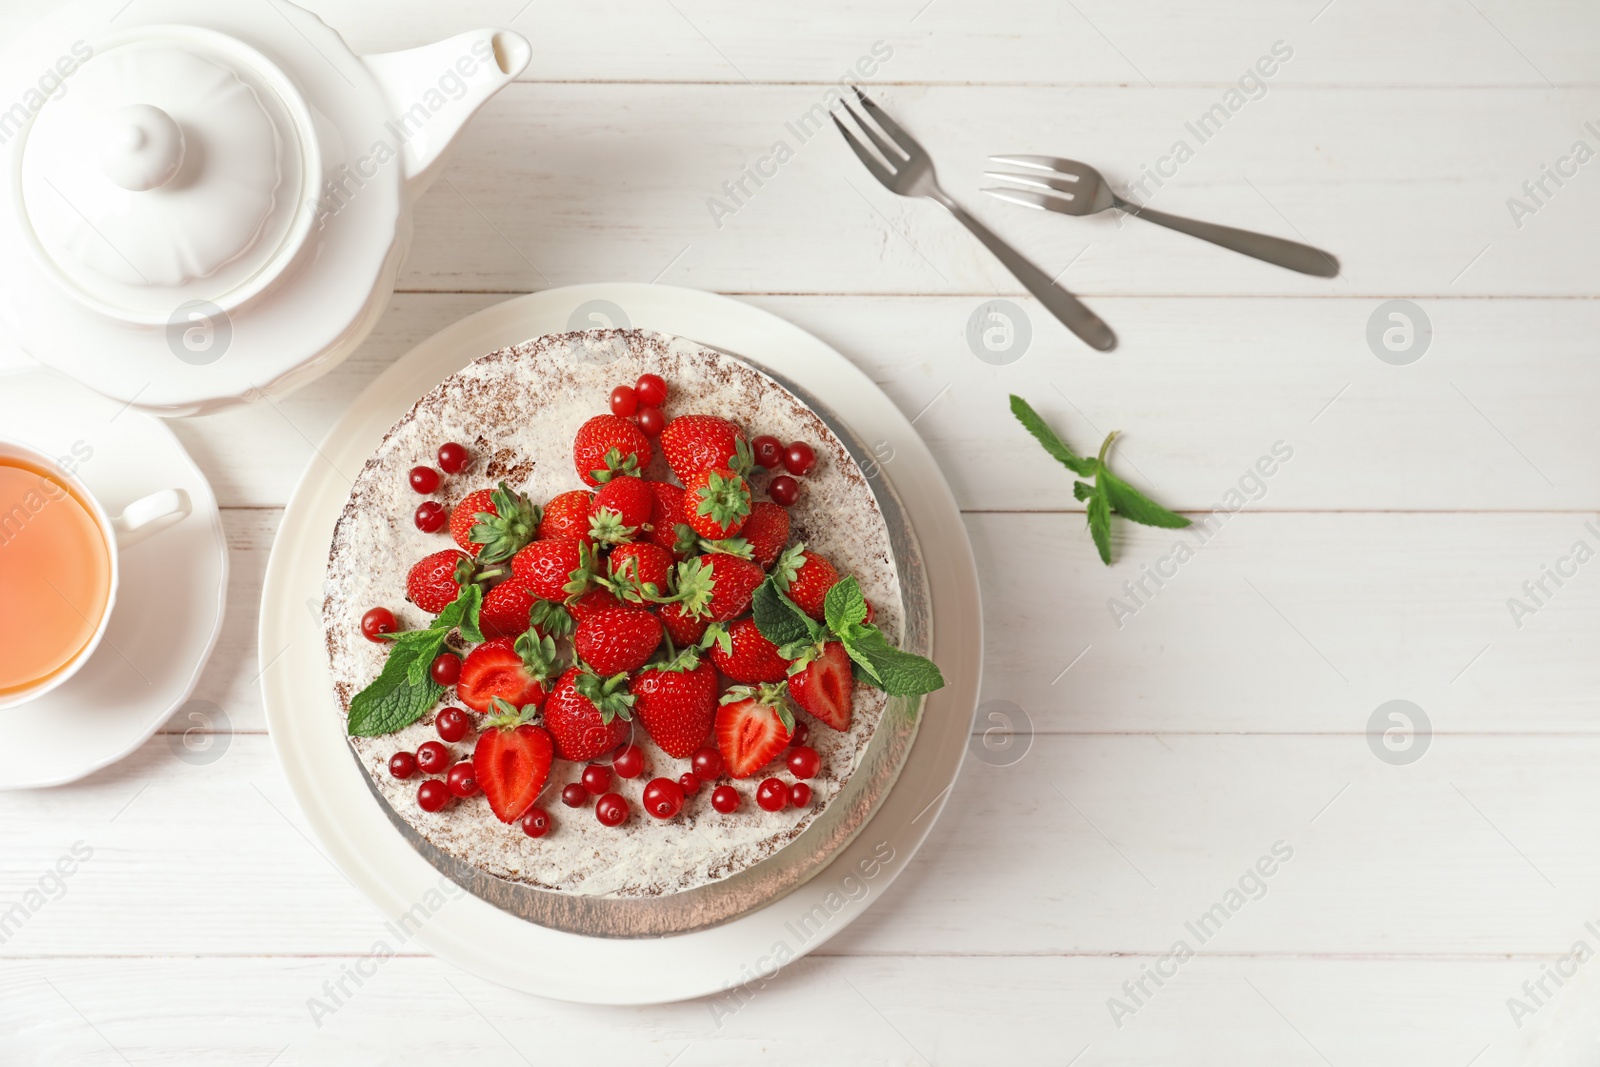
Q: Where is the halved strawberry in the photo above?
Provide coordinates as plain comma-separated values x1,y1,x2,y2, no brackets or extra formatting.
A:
630,648,717,758
539,489,595,545
406,549,472,614
660,415,748,483
448,482,539,563
683,467,752,540
544,667,633,762
605,542,673,603
715,683,794,778
510,539,592,602
668,553,764,623
707,618,790,685
773,543,839,620
787,640,853,731
574,415,651,487
573,605,662,676
589,475,654,545
471,701,554,823
480,581,537,640
455,633,559,713
643,481,697,561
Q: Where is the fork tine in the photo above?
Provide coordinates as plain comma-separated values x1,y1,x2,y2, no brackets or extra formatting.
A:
982,187,1067,213
852,88,918,158
840,96,908,166
989,154,1092,178
831,112,898,187
985,170,1078,197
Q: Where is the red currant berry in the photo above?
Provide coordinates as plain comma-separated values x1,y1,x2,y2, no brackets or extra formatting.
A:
435,707,470,743
581,764,612,795
595,792,629,827
635,373,668,407
783,442,816,476
521,807,551,838
429,652,461,686
416,741,450,775
613,745,646,780
636,405,665,436
768,475,800,507
414,500,446,533
361,607,397,642
789,782,813,808
436,441,470,474
409,465,440,494
691,746,724,781
561,782,589,808
711,784,740,814
678,772,701,797
388,751,417,779
751,434,783,470
446,761,479,798
643,777,685,819
610,385,638,417
788,721,809,749
756,777,788,812
787,745,820,779
417,779,450,812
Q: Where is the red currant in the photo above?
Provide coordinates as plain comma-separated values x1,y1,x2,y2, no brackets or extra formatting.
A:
691,746,724,781
783,442,816,476
610,385,638,417
768,475,799,507
416,741,450,775
429,652,461,686
436,442,470,474
643,777,685,819
446,761,479,798
388,751,417,779
678,772,701,797
521,807,551,838
636,406,665,436
417,779,450,812
414,500,446,533
409,465,440,494
751,435,783,470
613,745,645,780
561,783,589,808
582,764,612,795
635,373,668,407
435,707,470,743
787,745,820,779
788,721,809,749
756,777,788,812
789,782,812,808
361,607,397,643
595,792,628,827
711,784,740,813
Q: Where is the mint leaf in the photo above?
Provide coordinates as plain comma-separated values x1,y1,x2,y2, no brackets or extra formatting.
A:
1101,470,1190,530
846,629,944,696
434,584,483,644
823,576,869,633
1086,482,1112,565
752,578,816,647
348,643,445,736
1010,395,1094,477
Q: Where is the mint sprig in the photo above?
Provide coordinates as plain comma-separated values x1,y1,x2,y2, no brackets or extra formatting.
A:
1010,395,1189,566
347,585,482,737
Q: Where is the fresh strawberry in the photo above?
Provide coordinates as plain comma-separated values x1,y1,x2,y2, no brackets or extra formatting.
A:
539,489,595,545
643,480,697,561
787,640,853,731
773,543,839,620
574,415,651,487
669,553,764,623
568,587,623,621
448,482,539,563
707,618,790,685
715,683,794,778
683,467,752,540
589,475,654,545
471,701,554,823
573,605,662,675
543,667,633,762
455,632,560,712
449,489,495,554
738,501,790,568
406,549,472,614
510,539,592,602
606,542,673,603
630,648,717,758
660,415,749,483
481,581,537,640
658,601,709,647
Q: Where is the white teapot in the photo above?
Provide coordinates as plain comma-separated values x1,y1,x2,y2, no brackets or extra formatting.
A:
0,0,531,415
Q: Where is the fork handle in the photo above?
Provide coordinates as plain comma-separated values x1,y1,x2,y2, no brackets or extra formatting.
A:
935,196,1117,352
1113,198,1340,277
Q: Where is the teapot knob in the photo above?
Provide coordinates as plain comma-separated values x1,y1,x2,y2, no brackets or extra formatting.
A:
101,104,186,191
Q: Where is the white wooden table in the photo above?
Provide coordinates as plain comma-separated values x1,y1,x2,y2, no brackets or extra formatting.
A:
4,1,1599,1062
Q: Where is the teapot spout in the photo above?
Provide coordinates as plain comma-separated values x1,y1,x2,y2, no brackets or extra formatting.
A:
361,29,531,196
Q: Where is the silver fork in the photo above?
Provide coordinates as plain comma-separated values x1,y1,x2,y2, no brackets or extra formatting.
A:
985,155,1340,278
833,90,1116,352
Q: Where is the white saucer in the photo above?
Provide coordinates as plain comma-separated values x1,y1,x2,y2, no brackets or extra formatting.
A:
0,369,227,789
259,285,983,1004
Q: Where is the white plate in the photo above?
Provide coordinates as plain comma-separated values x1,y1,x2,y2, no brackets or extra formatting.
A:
259,284,983,1005
0,369,227,789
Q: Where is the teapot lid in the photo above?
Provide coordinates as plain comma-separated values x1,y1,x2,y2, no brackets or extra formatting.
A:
17,25,320,325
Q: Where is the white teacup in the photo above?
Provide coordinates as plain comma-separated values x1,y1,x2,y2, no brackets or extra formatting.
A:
0,437,190,709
